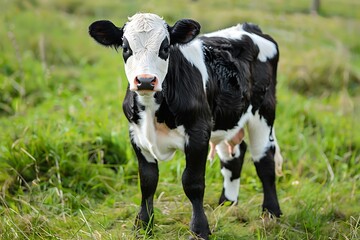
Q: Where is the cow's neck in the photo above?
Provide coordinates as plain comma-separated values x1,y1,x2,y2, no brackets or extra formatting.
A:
136,92,161,115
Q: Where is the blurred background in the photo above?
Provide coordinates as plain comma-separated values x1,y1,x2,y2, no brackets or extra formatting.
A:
0,0,359,239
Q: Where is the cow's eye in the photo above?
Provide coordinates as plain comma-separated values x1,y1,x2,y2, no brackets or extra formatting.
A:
159,38,170,60
122,38,133,62
159,46,169,58
162,46,169,54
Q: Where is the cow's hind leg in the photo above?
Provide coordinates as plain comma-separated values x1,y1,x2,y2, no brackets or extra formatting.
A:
254,146,282,217
248,112,282,217
217,141,247,205
132,141,159,235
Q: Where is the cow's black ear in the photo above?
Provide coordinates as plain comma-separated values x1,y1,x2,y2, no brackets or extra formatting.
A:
169,19,200,45
89,20,123,49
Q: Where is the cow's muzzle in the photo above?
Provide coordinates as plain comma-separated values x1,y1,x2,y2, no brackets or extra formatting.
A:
134,74,158,91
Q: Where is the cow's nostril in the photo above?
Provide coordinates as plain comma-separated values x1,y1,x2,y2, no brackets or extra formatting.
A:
135,76,142,86
150,77,157,86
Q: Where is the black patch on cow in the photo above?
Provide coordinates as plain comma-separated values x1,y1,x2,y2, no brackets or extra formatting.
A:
158,38,170,61
201,35,259,130
163,47,212,130
122,37,133,63
154,93,177,129
250,61,276,124
122,87,144,124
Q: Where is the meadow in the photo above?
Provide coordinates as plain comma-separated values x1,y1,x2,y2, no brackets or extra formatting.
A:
0,0,359,239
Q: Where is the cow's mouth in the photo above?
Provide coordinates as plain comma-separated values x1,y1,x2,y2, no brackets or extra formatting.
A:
136,89,157,96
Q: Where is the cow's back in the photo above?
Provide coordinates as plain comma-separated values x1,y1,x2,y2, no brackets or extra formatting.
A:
200,23,279,131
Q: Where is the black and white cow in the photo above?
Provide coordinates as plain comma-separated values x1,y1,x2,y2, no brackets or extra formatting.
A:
89,13,283,239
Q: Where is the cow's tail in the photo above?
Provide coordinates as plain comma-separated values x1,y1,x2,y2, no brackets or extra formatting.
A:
272,129,283,176
274,139,283,176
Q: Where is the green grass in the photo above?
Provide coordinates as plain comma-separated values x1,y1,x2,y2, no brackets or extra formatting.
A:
1,0,359,239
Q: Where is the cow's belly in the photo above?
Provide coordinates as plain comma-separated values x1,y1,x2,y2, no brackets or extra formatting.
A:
210,105,252,144
130,122,186,162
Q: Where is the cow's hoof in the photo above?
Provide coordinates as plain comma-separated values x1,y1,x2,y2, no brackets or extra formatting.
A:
261,208,282,224
189,233,210,240
218,190,237,206
263,206,282,218
189,216,211,240
134,214,153,236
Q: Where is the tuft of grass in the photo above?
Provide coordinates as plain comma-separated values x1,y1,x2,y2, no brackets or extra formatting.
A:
286,46,360,97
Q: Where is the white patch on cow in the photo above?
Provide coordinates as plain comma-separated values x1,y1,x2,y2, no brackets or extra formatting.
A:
204,24,277,62
221,168,240,202
129,94,187,162
123,13,170,91
247,110,274,162
179,39,209,90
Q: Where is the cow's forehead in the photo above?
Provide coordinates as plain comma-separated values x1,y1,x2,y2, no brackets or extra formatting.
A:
124,13,169,40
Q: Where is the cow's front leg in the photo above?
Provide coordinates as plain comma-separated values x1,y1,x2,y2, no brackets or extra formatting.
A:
132,142,159,235
183,127,211,240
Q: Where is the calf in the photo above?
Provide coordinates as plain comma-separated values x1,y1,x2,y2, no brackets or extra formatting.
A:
89,13,283,239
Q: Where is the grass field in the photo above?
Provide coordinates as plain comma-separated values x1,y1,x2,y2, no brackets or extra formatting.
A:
1,0,359,239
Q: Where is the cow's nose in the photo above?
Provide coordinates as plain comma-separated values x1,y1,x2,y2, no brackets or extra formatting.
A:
134,74,158,91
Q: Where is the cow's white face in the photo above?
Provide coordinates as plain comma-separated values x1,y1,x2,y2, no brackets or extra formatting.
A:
122,14,169,92
89,13,200,94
